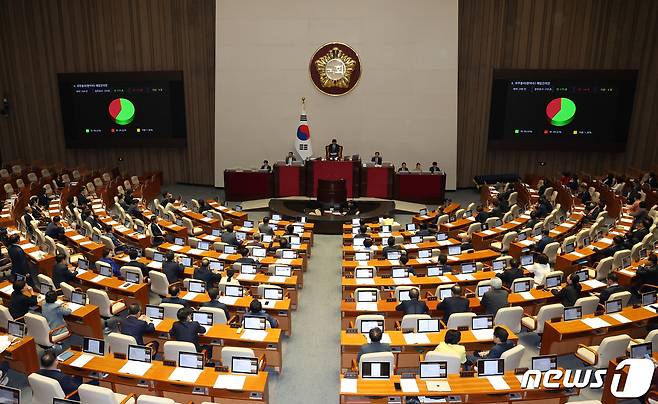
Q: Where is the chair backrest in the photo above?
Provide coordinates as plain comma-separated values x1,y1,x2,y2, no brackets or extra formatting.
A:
595,335,631,367
355,314,386,333
446,312,476,329
136,395,177,404
630,242,643,262
221,346,255,368
60,282,75,300
400,314,431,331
542,242,560,264
198,307,229,325
161,303,184,319
608,291,631,307
257,283,283,298
644,329,658,353
575,230,590,248
78,383,122,404
494,306,523,334
181,217,195,234
24,312,52,347
354,288,380,301
485,217,500,228
424,351,461,374
149,271,170,296
0,169,9,178
466,222,482,235
394,286,420,302
107,332,136,355
28,373,65,402
612,249,632,270
561,235,576,251
87,288,112,317
501,345,525,371
575,296,600,316
27,172,38,183
359,352,395,376
163,341,198,363
100,235,115,252
502,212,514,224
37,274,56,290
437,215,449,225
120,266,144,283
535,304,564,333
500,231,518,250
0,306,13,329
594,257,614,280
508,192,518,206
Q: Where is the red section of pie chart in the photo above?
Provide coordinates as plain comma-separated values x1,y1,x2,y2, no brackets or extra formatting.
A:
546,98,562,119
108,98,122,120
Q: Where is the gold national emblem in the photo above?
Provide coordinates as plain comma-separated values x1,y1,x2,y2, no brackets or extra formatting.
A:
309,43,361,96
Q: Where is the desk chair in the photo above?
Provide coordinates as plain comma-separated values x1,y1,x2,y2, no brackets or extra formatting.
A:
78,383,136,404
0,169,9,178
454,209,466,219
160,303,184,319
325,144,343,160
87,288,127,319
399,314,431,331
630,329,658,352
221,346,260,369
198,307,230,325
630,242,643,262
38,274,57,292
502,212,514,224
0,306,13,330
575,230,590,248
149,271,172,297
24,312,71,350
587,257,613,281
182,217,203,236
257,284,284,299
120,266,144,283
491,231,517,253
108,333,136,355
543,270,564,284
521,303,564,334
358,352,395,376
501,345,524,371
164,341,197,363
510,204,521,218
575,334,631,368
354,315,386,332
612,249,632,270
608,291,631,307
458,222,481,241
485,217,500,229
434,284,456,298
423,351,461,374
437,215,449,225
354,288,380,302
542,242,560,264
28,373,67,403
395,286,420,302
60,282,76,300
446,313,476,329
494,306,523,334
575,296,600,316
136,396,177,404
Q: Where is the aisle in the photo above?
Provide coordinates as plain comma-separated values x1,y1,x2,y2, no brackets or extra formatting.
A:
269,234,342,404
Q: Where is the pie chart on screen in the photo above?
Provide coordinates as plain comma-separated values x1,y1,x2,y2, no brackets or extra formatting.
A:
108,98,135,126
546,97,576,127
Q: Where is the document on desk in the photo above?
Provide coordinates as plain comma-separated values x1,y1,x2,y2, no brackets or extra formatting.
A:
403,333,430,345
581,317,611,329
481,230,496,236
0,284,14,295
447,255,459,261
519,292,535,300
236,274,255,281
355,278,375,285
218,253,229,260
388,259,400,266
71,234,85,241
76,268,87,276
608,313,631,324
182,292,199,301
20,243,36,250
267,276,286,283
169,367,203,383
400,378,419,393
487,375,510,390
169,245,184,251
187,248,203,255
454,274,475,281
241,329,268,341
417,258,433,265
438,240,453,246
425,380,451,392
214,374,246,390
119,360,152,376
65,303,84,312
355,302,378,311
570,251,585,258
150,319,162,327
357,260,369,267
218,296,239,305
393,277,412,285
582,279,606,289
276,259,293,265
471,329,495,341
340,378,358,393
70,354,95,368
438,276,452,283
90,275,106,283
0,336,11,354
80,241,94,246
404,244,419,250
29,251,47,260
147,261,162,269
599,237,613,244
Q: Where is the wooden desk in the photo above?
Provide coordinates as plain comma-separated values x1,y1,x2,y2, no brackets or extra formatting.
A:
413,203,460,225
60,350,269,404
97,216,151,249
341,271,495,296
471,216,530,250
440,216,478,238
600,352,658,404
1,334,39,375
75,270,150,307
224,169,274,202
541,306,658,355
63,229,105,262
207,200,248,225
394,172,446,204
173,205,222,233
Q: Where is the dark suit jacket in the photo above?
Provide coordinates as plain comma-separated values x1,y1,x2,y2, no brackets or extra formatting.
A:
162,261,184,283
52,262,76,288
8,244,29,275
23,213,35,233
37,369,83,397
9,290,37,318
496,268,525,287
248,310,278,328
438,296,470,323
127,260,150,278
120,315,155,345
371,156,383,165
45,222,64,239
382,245,401,257
416,229,432,237
535,236,555,253
356,341,392,362
395,299,429,315
482,341,515,359
150,222,164,237
551,284,581,307
201,300,230,321
481,289,509,316
170,320,206,350
599,284,626,303
221,232,240,246
285,156,296,164
193,267,221,287
161,296,189,307
475,212,489,224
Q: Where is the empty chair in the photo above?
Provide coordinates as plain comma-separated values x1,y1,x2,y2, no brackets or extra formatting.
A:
163,341,198,363
494,306,524,334
501,344,525,371
510,204,521,218
630,242,643,262
575,229,590,248
436,215,449,225
521,303,564,334
0,168,9,178
561,235,576,252
424,350,461,374
60,282,76,300
354,314,386,332
490,231,517,253
354,288,380,301
198,307,229,325
28,373,66,403
181,217,203,236
120,266,144,283
161,303,184,319
612,249,632,270
457,222,481,240
446,312,476,329
107,332,136,355
0,306,13,330
575,334,631,368
575,296,600,316
485,217,500,229
37,274,57,291
587,257,613,281
87,288,127,318
78,383,136,404
3,183,14,197
149,271,171,297
502,212,514,223
400,314,431,331
136,396,177,404
24,312,71,350
608,291,632,307
358,351,395,375
507,192,518,206
27,172,38,183
631,329,658,353
542,242,560,264
221,346,256,368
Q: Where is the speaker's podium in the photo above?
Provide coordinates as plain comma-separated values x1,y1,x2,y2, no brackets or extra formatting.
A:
306,157,360,198
317,179,347,209
273,161,305,197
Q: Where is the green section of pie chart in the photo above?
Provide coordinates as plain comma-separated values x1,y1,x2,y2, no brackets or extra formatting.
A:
549,98,576,127
115,98,135,125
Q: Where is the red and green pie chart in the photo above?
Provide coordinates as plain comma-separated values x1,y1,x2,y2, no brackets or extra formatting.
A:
546,97,576,127
108,98,135,126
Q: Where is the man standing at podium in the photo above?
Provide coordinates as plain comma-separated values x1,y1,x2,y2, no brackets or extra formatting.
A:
326,138,342,160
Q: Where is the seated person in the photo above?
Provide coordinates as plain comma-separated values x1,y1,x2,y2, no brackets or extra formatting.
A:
435,254,453,275
602,235,627,256
496,259,524,288
285,152,297,165
149,215,165,245
362,238,374,250
202,287,230,321
45,216,65,242
429,162,441,174
354,225,369,239
474,205,489,224
258,217,274,235
193,258,222,288
550,273,582,306
260,160,272,172
397,162,410,172
466,326,514,364
221,224,240,246
415,223,433,237
9,279,37,319
438,285,469,323
434,328,466,364
356,327,391,362
120,303,156,347
598,273,626,303
219,269,240,287
161,285,190,307
162,251,184,283
632,254,658,296
236,247,258,265
382,236,401,257
326,139,342,160
395,288,428,315
398,254,416,276
527,253,551,286
414,162,423,172
98,248,121,277
52,253,76,289
102,225,128,253
480,277,509,316
170,307,207,352
371,152,383,165
126,248,149,279
247,300,278,328
42,290,72,336
37,351,84,400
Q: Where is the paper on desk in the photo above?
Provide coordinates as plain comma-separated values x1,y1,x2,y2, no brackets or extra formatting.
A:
367,333,392,344
241,329,268,341
76,268,87,276
403,333,430,345
119,360,152,376
438,240,453,246
168,367,203,383
447,256,459,261
276,259,293,265
393,277,412,285
404,244,419,249
268,276,286,283
234,274,255,281
214,374,246,390
582,279,606,289
388,259,400,266
438,276,452,283
182,292,199,301
71,234,85,241
0,284,14,295
481,230,496,236
147,261,162,269
454,274,475,281
150,319,162,327
29,251,46,260
608,313,631,324
20,243,36,250
90,275,106,283
65,303,84,312
619,269,635,277
426,380,451,392
340,378,358,393
218,296,239,305
0,336,11,354
80,241,94,246
357,260,369,267
187,248,203,255
519,292,534,300
169,245,184,251
356,302,378,311
581,317,611,329
70,354,95,368
600,237,613,244
487,375,510,390
355,278,375,285
417,258,433,265
400,378,419,393
570,252,585,258
471,329,495,341
510,220,522,225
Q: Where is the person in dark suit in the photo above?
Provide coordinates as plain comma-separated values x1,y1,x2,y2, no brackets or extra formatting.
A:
193,258,221,288
221,224,240,246
37,351,84,400
22,206,37,235
535,196,552,218
326,139,341,160
496,259,525,288
371,152,383,165
395,288,429,315
45,216,65,242
578,185,591,205
632,254,658,297
415,223,433,237
382,237,401,257
198,199,211,213
285,152,297,165
354,225,369,239
356,327,392,362
474,206,489,224
438,285,470,323
467,326,514,364
480,278,509,316
97,248,121,277
535,230,555,253
149,215,165,246
434,254,454,275
429,162,441,174
162,251,184,284
7,234,32,285
598,273,626,303
602,235,627,257
161,285,189,307
247,300,278,328
236,247,258,265
201,287,230,321
84,211,103,231
398,254,416,276
161,192,175,208
120,304,156,346
170,307,207,351
8,279,37,319
52,253,76,289
602,173,616,187
628,218,651,245
260,160,272,172
126,249,149,279
397,162,410,172
258,217,274,235
646,173,658,188
550,273,582,307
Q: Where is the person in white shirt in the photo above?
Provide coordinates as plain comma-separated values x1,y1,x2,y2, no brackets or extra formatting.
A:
527,253,551,285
